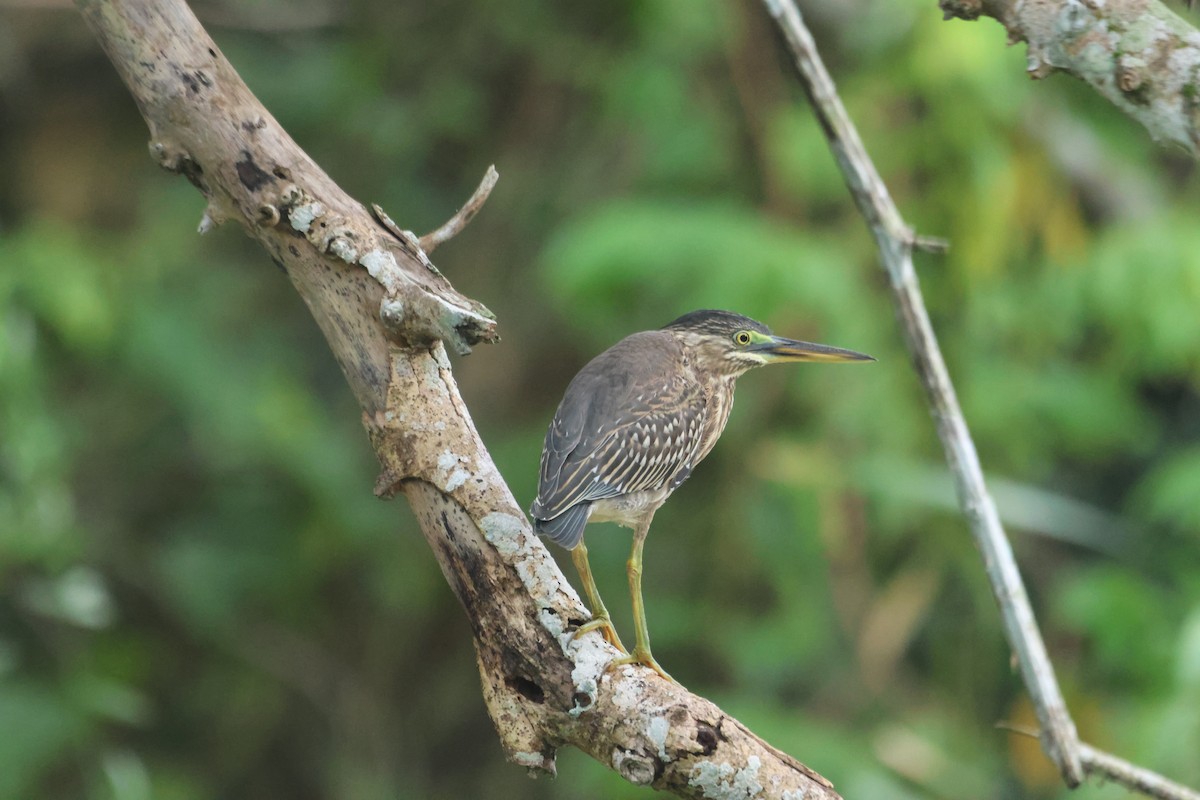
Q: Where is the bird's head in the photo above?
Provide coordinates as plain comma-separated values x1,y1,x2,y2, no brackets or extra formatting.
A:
662,309,874,376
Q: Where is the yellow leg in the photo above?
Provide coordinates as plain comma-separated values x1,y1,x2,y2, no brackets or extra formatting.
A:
612,514,674,682
570,542,626,652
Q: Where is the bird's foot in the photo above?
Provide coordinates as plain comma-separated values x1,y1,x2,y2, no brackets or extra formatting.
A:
572,614,627,653
611,647,675,683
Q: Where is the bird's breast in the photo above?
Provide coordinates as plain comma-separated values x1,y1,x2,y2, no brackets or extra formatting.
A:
693,375,737,464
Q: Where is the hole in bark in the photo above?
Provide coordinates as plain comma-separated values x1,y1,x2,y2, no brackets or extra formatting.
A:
507,676,545,705
235,151,273,191
696,722,718,756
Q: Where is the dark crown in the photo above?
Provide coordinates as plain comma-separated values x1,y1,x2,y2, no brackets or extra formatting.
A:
662,309,771,337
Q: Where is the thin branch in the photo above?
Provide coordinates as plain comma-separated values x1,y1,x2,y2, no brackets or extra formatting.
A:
1080,743,1200,800
74,1,840,796
418,164,499,253
762,1,1200,799
939,0,1200,157
910,233,950,254
995,721,1041,740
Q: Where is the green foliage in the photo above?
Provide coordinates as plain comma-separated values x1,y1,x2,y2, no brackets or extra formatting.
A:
3,0,1200,797
542,199,864,340
1058,566,1176,690
0,682,89,798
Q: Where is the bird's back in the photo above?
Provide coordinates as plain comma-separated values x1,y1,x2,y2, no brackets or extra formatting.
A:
532,330,711,547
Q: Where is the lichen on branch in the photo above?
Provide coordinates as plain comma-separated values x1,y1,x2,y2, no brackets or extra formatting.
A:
941,0,1200,156
74,0,843,796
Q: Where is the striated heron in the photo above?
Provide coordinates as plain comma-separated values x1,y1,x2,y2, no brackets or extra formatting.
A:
531,309,873,680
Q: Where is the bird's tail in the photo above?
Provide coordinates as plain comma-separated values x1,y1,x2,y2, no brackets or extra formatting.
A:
532,503,590,549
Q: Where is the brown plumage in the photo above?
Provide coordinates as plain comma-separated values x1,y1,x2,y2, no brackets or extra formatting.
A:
531,309,873,680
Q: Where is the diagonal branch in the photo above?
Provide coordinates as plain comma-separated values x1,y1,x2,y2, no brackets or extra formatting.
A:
939,0,1200,156
761,1,1200,799
74,0,840,796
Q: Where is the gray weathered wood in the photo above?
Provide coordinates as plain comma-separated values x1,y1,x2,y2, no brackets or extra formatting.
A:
763,1,1200,798
74,0,841,795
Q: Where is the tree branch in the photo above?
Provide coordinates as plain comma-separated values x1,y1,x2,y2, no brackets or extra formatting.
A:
761,2,1200,799
417,164,499,253
940,0,1200,156
74,0,839,796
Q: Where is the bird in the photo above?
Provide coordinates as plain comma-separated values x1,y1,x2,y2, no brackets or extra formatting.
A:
530,309,873,680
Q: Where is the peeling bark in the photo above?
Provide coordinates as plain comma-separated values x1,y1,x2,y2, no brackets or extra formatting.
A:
766,2,1200,798
74,0,840,796
77,0,496,415
940,0,1200,155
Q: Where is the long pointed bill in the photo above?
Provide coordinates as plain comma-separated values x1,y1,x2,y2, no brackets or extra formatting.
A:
754,335,875,363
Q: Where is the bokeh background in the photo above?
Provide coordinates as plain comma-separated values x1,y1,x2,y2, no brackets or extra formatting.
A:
2,0,1200,797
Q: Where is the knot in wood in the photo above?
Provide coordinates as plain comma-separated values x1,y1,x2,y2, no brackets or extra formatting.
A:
612,748,657,786
1116,57,1147,96
256,203,280,226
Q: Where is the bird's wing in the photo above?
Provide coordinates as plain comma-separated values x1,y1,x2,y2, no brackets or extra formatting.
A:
533,334,707,522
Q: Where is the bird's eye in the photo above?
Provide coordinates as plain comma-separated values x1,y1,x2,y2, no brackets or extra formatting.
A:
733,331,752,346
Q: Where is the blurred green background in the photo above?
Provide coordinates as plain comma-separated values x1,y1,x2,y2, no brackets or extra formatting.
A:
2,0,1199,797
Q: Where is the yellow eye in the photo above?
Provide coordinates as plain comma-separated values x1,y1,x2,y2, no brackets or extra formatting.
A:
733,331,752,346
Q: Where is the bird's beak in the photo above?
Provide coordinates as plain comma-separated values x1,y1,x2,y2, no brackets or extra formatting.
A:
754,335,876,363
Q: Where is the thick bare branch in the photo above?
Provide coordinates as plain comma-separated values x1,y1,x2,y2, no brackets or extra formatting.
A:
940,0,1200,156
74,0,839,795
762,1,1200,799
78,0,497,409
